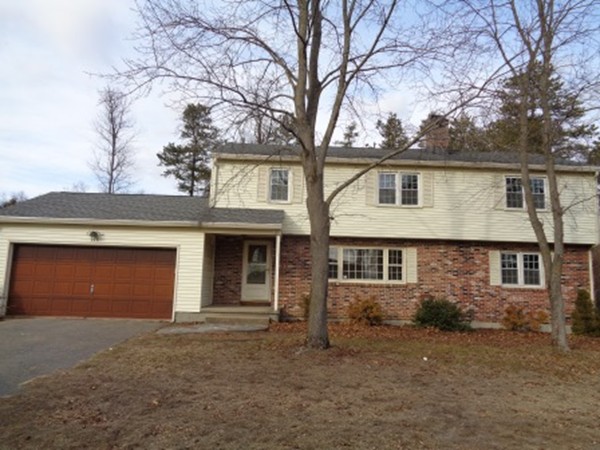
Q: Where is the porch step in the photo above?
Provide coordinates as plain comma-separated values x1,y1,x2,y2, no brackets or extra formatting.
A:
199,306,279,325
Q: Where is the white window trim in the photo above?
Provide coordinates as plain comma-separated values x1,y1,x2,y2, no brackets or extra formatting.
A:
268,167,292,204
504,175,547,212
328,246,407,284
500,251,545,288
377,171,422,208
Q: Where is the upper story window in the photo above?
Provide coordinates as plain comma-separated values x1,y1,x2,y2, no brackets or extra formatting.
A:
378,172,420,206
505,176,545,210
269,168,289,202
500,252,542,287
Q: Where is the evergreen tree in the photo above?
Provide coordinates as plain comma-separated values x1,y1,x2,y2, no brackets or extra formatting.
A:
376,113,409,150
336,121,359,147
486,62,597,159
157,103,218,196
448,114,490,152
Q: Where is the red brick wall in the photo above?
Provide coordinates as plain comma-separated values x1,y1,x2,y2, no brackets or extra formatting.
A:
277,236,591,324
213,236,244,305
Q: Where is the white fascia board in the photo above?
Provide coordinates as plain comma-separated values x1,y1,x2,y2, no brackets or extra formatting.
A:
200,222,283,232
0,217,201,228
216,153,599,174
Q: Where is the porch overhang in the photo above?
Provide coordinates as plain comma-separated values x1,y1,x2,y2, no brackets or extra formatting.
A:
200,207,284,233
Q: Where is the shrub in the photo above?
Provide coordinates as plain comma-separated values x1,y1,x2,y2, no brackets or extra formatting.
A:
572,289,600,336
502,305,548,332
413,297,470,331
347,296,383,326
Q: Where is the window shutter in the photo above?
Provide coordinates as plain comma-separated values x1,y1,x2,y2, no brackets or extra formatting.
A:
405,248,418,283
292,166,303,204
489,250,501,286
422,172,434,208
366,171,377,206
257,167,268,202
493,174,505,210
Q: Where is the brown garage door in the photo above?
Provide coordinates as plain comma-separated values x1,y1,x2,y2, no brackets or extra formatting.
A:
8,245,176,319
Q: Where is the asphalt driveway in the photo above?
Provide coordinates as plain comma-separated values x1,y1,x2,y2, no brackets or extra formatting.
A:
0,317,162,397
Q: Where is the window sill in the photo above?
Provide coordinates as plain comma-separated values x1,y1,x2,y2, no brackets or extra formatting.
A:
504,207,548,212
500,283,545,290
376,203,422,209
328,279,407,286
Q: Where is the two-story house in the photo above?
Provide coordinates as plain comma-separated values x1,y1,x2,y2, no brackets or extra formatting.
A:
0,143,598,327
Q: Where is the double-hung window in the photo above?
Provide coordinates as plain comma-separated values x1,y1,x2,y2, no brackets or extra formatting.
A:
500,252,542,287
269,168,289,202
328,247,404,282
505,176,545,210
378,172,420,206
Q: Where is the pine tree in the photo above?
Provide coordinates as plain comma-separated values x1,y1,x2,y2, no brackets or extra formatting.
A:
336,122,359,147
157,103,218,196
486,62,597,159
376,113,409,150
448,114,490,152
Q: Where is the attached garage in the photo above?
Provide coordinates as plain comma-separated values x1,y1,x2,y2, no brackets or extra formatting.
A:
7,245,176,319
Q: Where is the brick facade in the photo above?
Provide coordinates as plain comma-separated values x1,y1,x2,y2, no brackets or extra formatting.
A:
213,234,591,325
213,236,245,305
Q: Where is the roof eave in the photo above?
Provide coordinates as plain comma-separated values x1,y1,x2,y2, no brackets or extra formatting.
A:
214,152,599,173
200,221,283,231
0,217,202,228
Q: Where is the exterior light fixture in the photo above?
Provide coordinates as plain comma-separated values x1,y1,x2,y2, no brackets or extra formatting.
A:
89,231,103,241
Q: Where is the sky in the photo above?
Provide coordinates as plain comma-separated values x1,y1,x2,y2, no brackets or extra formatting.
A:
0,0,183,198
0,0,423,200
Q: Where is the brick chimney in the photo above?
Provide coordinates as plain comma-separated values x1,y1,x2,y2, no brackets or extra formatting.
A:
421,113,450,151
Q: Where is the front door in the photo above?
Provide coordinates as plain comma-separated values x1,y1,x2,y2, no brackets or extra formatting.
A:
241,241,271,302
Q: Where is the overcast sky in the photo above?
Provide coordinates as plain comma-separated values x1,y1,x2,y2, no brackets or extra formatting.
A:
0,0,424,200
0,0,186,198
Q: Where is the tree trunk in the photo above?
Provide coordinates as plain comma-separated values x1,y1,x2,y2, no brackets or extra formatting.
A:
549,259,568,350
304,159,331,349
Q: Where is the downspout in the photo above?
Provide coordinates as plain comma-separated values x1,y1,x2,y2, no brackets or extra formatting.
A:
274,233,281,312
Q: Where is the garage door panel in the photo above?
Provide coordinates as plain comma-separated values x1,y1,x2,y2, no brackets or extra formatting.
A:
113,283,133,296
134,267,153,280
53,281,73,296
33,264,54,278
70,298,92,314
55,264,76,278
8,245,176,319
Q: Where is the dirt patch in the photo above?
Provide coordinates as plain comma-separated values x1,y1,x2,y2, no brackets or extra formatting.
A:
1,323,600,449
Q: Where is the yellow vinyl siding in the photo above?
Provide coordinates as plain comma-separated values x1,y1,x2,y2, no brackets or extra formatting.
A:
0,223,204,317
214,159,598,245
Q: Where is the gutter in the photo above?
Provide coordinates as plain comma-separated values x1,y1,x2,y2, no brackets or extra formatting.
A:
214,152,599,174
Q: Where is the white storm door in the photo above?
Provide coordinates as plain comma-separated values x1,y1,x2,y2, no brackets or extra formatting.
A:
241,241,272,302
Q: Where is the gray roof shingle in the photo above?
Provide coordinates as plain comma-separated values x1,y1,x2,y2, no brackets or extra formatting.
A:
0,192,284,226
214,143,585,167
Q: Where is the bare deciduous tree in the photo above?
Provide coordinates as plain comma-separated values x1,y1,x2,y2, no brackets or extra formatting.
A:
459,0,600,351
90,87,136,194
0,191,27,209
120,0,495,348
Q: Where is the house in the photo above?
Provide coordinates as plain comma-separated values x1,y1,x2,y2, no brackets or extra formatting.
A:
0,143,598,326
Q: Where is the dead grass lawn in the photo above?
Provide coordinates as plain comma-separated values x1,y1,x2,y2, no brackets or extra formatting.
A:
1,323,600,449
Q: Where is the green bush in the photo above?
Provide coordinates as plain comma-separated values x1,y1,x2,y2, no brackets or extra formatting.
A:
347,296,383,326
413,297,470,332
572,289,600,336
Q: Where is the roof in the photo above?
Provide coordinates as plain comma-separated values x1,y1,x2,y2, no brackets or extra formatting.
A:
0,192,285,227
214,143,591,170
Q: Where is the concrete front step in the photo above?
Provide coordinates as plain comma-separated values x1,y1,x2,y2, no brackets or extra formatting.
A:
199,306,279,325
